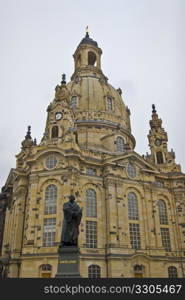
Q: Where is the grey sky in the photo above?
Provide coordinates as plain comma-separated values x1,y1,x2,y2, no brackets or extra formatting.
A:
0,0,185,187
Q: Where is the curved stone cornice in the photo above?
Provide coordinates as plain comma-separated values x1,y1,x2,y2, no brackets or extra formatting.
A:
75,119,136,148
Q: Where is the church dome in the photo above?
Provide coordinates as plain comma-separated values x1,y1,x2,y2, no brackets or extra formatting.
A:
46,32,135,152
67,76,129,130
65,32,135,151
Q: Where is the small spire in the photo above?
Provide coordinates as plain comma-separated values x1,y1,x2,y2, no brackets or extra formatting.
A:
61,73,66,85
25,125,32,139
85,26,89,37
33,138,37,145
22,125,33,148
152,104,156,114
150,104,162,129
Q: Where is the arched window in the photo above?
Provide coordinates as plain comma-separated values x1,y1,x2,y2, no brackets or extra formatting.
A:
158,200,168,224
40,264,52,278
107,97,113,111
51,126,59,138
168,266,178,278
70,96,77,108
86,189,97,217
88,265,101,278
156,152,164,164
116,137,125,152
45,185,57,214
128,192,139,220
77,54,81,68
88,51,97,66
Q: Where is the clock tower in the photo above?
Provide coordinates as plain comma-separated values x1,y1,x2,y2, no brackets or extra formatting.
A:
146,104,181,172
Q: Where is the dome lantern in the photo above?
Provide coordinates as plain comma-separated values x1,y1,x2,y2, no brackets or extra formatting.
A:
72,31,103,80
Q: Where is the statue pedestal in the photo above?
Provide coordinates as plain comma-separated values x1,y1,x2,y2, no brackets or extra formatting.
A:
55,246,81,278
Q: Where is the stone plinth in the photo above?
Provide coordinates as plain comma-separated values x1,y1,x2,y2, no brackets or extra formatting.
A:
55,246,81,278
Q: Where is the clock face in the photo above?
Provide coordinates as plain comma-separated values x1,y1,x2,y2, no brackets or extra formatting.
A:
55,112,63,121
155,139,162,146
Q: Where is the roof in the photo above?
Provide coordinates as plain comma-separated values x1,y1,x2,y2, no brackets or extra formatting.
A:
78,32,98,48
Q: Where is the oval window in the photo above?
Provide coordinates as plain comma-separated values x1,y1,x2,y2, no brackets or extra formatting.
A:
45,155,57,169
127,163,136,178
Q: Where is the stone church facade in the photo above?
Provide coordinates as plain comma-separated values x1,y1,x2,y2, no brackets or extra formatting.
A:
0,32,185,278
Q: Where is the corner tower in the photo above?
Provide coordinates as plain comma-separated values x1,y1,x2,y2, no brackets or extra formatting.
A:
147,104,181,172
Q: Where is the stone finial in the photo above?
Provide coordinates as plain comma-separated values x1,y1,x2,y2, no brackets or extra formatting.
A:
25,126,32,139
152,104,156,114
117,88,122,95
170,148,175,159
22,125,33,148
33,138,37,146
61,74,66,85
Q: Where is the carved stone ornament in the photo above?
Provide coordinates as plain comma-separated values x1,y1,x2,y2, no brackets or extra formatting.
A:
55,84,70,102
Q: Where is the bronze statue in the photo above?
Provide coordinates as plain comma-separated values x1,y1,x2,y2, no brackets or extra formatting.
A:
61,195,82,246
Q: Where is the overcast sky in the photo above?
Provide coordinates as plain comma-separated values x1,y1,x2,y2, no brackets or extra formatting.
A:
0,0,184,188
